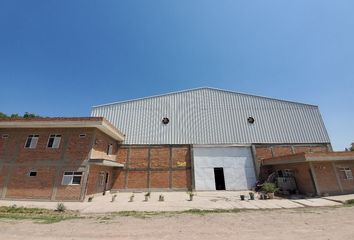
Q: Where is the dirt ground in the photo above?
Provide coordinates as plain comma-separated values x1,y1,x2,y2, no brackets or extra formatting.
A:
0,206,353,240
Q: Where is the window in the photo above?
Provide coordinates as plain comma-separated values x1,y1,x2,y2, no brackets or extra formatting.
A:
2,134,9,139
62,171,83,185
25,134,39,149
79,134,86,138
28,171,37,177
47,134,61,148
339,168,353,180
107,143,113,155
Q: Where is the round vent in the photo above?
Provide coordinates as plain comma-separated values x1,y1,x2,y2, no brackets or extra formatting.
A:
162,117,170,125
247,117,255,124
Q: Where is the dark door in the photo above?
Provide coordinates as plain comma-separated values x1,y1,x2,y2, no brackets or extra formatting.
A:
97,172,105,193
103,172,109,195
214,168,226,190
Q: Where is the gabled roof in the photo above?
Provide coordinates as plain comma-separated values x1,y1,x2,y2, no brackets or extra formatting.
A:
0,117,125,141
91,87,330,145
93,87,318,108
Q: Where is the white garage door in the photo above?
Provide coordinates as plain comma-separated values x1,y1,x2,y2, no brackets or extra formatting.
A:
193,146,257,191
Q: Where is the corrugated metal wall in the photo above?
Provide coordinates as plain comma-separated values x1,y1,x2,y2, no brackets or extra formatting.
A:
91,88,330,145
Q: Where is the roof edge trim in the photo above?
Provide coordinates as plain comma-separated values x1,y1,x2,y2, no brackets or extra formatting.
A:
91,87,319,109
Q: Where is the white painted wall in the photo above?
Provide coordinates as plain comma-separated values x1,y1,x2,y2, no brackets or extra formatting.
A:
193,146,257,190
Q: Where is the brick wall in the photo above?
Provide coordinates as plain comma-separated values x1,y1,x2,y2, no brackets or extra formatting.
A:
111,145,192,190
86,165,115,195
90,130,119,161
6,166,56,199
312,162,339,195
270,163,316,195
255,144,329,167
255,144,329,160
0,127,118,201
335,161,354,193
172,169,191,189
266,160,354,196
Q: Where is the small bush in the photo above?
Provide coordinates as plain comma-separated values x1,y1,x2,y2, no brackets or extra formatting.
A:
56,203,66,212
346,199,354,205
159,194,165,202
261,182,278,193
187,191,194,197
129,194,135,202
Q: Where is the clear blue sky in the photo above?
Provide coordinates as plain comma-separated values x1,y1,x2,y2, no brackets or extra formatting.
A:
0,1,353,150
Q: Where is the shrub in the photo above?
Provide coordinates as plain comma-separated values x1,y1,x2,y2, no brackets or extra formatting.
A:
187,191,194,197
261,182,278,193
56,203,66,212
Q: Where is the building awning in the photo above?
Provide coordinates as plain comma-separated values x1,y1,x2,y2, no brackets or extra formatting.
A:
262,151,354,166
0,117,125,141
88,159,124,167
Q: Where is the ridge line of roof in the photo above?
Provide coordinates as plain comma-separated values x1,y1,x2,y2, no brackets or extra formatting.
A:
91,87,318,109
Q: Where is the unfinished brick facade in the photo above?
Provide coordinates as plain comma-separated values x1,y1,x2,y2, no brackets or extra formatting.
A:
1,116,346,200
262,152,354,196
112,145,192,191
0,118,125,201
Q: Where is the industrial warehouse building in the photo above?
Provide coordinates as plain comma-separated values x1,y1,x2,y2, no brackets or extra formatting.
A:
1,87,354,201
90,87,335,192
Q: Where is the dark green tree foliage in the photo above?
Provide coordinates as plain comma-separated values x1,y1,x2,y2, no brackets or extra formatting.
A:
0,112,7,118
0,112,42,119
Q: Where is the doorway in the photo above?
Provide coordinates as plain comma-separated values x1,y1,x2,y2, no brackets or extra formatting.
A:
214,168,226,190
97,172,109,195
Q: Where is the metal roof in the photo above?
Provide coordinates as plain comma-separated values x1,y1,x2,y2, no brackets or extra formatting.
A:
91,87,330,145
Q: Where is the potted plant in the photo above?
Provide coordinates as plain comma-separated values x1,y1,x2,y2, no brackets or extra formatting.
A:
187,191,194,201
129,193,135,202
261,182,278,199
240,194,245,201
144,192,151,201
159,194,165,202
111,194,117,202
249,192,255,200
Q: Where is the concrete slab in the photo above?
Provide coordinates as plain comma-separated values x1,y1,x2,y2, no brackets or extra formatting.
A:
292,198,341,207
0,191,344,213
323,194,354,203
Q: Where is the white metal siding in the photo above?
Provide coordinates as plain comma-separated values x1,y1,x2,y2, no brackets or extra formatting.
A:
91,88,331,145
193,146,257,191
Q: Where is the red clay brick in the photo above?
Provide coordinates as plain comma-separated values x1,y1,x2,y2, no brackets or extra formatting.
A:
150,171,169,188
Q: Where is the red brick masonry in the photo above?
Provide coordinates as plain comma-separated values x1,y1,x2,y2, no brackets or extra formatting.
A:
262,151,354,196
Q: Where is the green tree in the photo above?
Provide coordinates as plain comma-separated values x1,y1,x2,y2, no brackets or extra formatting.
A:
23,112,41,118
10,113,20,118
0,112,42,119
0,112,8,118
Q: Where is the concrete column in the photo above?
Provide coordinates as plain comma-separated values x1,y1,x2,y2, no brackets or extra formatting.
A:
309,162,321,196
332,162,343,193
147,146,151,189
51,131,71,200
1,137,21,199
251,145,260,178
168,145,173,189
124,146,131,189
